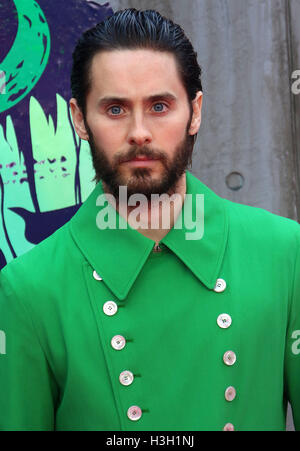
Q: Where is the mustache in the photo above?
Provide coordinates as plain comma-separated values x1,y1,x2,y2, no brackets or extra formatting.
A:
115,146,168,165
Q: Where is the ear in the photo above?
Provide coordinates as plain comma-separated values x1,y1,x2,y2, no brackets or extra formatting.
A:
188,91,203,136
69,98,89,141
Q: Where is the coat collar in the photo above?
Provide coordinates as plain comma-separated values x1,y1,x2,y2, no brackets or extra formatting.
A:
69,170,229,300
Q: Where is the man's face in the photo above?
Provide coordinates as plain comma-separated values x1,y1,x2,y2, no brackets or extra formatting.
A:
76,49,202,199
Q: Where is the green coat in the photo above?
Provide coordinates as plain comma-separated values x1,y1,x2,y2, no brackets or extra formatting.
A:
0,170,300,431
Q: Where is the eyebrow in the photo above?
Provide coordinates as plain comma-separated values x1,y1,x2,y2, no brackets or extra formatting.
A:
97,92,177,107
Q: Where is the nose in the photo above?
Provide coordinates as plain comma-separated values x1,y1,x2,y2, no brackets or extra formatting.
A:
127,113,152,147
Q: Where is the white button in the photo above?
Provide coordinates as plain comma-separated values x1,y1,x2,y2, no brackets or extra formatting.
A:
127,405,142,421
111,335,126,350
223,423,235,431
93,270,102,281
119,370,134,386
217,313,232,329
225,386,236,402
103,301,118,316
223,351,237,366
214,278,227,293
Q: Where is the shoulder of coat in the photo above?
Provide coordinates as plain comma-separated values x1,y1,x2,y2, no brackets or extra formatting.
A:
223,197,300,248
1,221,78,296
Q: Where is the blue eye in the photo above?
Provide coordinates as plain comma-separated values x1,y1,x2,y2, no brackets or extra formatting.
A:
109,106,122,115
153,103,166,112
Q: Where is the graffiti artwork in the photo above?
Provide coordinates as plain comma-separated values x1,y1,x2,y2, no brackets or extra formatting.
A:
0,0,113,269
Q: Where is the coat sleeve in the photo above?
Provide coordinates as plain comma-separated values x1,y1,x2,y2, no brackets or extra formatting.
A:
0,270,58,431
284,229,300,430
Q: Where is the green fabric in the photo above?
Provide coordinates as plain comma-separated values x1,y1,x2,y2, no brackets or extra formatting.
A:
0,170,300,431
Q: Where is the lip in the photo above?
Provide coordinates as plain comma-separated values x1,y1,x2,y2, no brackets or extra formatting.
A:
121,157,161,167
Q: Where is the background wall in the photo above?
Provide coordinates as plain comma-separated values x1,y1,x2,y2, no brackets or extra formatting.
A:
1,0,299,431
109,0,300,222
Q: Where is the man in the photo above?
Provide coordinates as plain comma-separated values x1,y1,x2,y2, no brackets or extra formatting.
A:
0,8,300,431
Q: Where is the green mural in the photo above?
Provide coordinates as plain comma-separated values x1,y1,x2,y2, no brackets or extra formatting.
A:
0,0,50,113
0,96,94,260
0,0,113,269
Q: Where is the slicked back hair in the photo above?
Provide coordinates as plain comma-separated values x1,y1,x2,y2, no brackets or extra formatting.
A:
71,8,202,118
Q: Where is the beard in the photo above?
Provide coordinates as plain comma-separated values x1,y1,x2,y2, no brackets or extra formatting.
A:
85,116,195,201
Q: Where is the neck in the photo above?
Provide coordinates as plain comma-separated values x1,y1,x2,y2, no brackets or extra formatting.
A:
104,172,187,246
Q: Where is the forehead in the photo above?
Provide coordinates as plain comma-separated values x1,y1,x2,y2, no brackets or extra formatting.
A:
88,49,187,101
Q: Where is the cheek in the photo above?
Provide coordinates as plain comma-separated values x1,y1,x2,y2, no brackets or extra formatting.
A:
157,119,188,151
157,107,190,140
89,119,124,150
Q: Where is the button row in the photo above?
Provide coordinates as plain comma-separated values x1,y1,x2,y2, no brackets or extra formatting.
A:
100,291,140,419
223,347,236,425
214,281,235,430
97,271,234,425
93,270,141,421
110,335,140,420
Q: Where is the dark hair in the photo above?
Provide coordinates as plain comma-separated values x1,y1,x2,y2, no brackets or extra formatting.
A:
71,8,202,118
